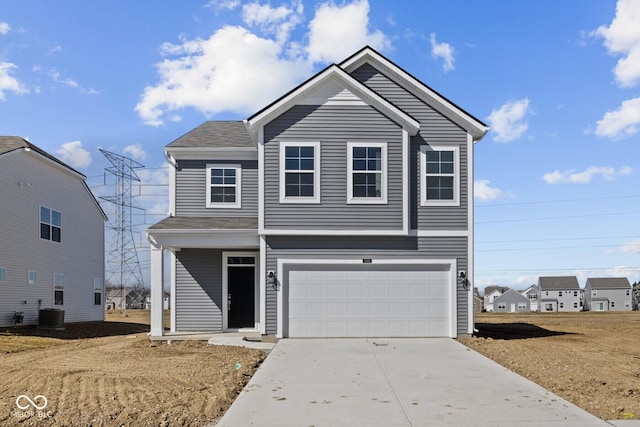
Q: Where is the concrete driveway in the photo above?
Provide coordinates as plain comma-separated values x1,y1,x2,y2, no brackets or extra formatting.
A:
216,338,612,426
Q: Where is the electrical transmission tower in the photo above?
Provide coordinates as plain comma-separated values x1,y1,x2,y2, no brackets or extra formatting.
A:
100,149,146,315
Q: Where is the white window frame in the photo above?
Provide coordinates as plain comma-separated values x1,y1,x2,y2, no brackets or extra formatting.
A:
206,164,242,209
28,271,37,285
517,302,527,310
497,302,506,310
94,277,103,306
279,141,320,204
347,142,388,204
420,145,460,207
40,205,62,242
54,273,64,306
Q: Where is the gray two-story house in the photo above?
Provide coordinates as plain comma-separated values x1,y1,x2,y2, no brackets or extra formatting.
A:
147,46,488,339
538,276,581,312
583,278,632,311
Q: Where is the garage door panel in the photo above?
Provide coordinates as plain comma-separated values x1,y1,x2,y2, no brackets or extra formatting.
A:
287,264,452,338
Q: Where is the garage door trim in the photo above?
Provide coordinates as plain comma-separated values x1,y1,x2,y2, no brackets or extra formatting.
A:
276,258,457,338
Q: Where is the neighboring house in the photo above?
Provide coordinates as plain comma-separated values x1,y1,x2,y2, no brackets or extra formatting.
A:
105,287,148,310
520,285,539,312
537,276,581,312
145,292,170,310
473,288,483,313
583,278,632,311
483,286,509,312
147,46,489,339
493,289,530,313
0,137,107,327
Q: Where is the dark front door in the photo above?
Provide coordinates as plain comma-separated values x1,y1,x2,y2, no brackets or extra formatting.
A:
228,266,255,328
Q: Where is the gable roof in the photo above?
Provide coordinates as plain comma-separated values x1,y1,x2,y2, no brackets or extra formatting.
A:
246,63,420,138
483,285,510,296
167,121,254,149
0,136,107,220
494,289,529,303
538,276,580,291
340,46,489,141
585,277,630,290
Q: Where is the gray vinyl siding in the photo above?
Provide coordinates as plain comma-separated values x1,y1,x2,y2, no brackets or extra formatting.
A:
263,104,404,230
351,63,469,230
175,160,258,217
0,151,105,327
174,249,223,331
584,287,632,311
264,235,468,336
493,291,530,313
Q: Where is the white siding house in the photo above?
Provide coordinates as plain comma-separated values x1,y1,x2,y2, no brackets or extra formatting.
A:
583,278,632,311
520,285,539,311
0,137,107,327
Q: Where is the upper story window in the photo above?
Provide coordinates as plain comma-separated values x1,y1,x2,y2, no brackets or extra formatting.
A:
280,142,320,203
347,142,387,204
206,164,242,209
40,206,61,242
420,146,459,207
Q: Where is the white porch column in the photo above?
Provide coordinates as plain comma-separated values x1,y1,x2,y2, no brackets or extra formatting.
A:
150,246,165,337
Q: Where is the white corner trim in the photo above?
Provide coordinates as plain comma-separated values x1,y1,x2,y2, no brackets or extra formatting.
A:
467,132,475,335
258,126,265,231
259,236,267,335
402,129,409,234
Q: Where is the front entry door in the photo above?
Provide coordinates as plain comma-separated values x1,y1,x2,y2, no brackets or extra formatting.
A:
228,264,255,328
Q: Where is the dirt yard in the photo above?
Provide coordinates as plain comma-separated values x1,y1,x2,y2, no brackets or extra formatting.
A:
0,310,266,426
459,311,640,421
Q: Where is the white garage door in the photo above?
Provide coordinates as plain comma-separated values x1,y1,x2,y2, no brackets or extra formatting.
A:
286,263,452,338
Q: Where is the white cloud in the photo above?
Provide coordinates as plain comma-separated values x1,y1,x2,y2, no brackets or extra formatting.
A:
594,0,640,87
49,69,79,88
242,0,304,45
595,97,640,138
0,22,10,35
306,0,390,64
543,165,632,184
135,26,312,126
56,141,92,169
619,238,640,254
205,0,240,12
137,0,390,126
123,144,147,161
474,179,503,201
0,62,29,100
486,98,530,142
429,33,455,72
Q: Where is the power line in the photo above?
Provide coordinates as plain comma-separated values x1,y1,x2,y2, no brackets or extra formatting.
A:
476,211,640,224
477,194,640,208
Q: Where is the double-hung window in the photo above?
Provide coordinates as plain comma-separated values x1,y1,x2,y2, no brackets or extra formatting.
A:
280,142,320,203
54,274,64,305
40,206,61,242
420,146,459,206
347,142,387,204
206,164,241,208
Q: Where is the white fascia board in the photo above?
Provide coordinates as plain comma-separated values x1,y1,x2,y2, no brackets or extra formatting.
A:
247,65,419,136
341,49,488,141
167,147,257,161
147,229,259,249
259,228,408,236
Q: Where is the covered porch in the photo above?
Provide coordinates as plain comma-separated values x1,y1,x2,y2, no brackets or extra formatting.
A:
147,216,261,339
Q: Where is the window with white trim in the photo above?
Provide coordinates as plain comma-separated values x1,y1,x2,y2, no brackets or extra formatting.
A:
0,267,5,282
497,302,506,310
28,271,37,285
517,302,527,310
206,164,241,208
420,146,459,206
94,277,103,306
347,142,387,204
54,274,64,305
40,206,61,242
280,142,320,203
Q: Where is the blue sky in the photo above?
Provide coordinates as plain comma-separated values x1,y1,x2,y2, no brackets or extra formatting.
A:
2,0,639,291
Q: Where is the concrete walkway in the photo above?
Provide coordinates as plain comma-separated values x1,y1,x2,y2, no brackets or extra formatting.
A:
216,338,615,426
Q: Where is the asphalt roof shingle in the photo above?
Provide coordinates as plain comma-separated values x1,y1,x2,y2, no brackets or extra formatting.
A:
167,121,254,149
538,276,580,290
148,216,258,230
585,278,630,289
